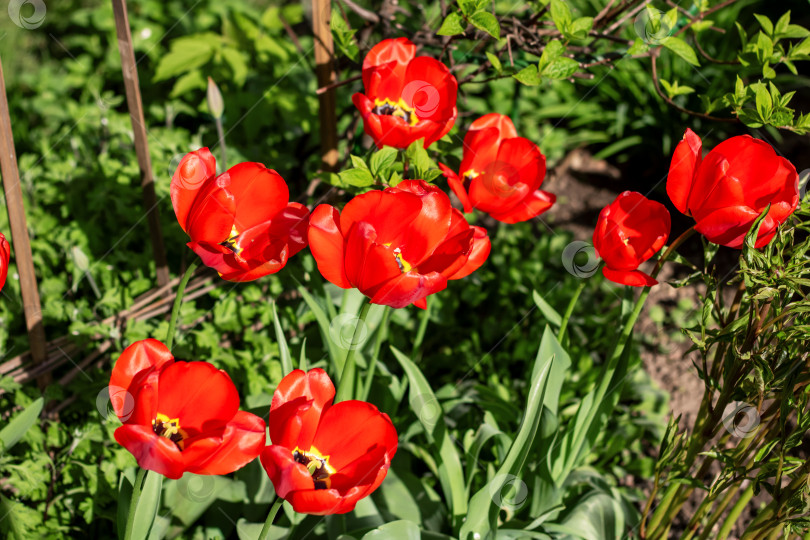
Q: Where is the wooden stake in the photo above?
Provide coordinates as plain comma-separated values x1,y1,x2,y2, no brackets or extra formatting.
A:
112,0,170,287
312,0,339,171
0,56,50,390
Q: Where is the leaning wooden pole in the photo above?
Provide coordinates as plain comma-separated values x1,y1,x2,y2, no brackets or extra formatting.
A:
112,0,170,287
0,56,50,390
313,0,339,171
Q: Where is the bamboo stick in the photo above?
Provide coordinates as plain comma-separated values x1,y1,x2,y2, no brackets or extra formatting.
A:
0,55,50,390
111,0,170,287
312,0,339,171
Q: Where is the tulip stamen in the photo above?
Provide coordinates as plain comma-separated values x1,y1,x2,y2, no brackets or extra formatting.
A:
293,446,335,490
372,98,420,127
220,225,243,255
392,247,413,273
152,412,187,450
462,170,479,189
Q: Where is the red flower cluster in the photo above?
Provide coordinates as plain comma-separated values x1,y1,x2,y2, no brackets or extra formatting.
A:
308,180,490,308
260,369,397,515
440,113,555,223
353,38,457,149
109,339,265,480
667,129,799,249
0,233,8,292
594,191,670,287
171,148,310,281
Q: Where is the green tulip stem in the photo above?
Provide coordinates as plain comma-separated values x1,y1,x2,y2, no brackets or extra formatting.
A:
558,279,587,345
258,497,284,540
123,468,148,540
165,259,199,350
335,300,372,402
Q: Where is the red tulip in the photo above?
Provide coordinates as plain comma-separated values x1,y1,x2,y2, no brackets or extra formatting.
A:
440,113,555,223
171,148,310,281
593,191,670,287
0,233,8,292
259,368,397,515
352,38,458,149
308,180,491,309
667,129,799,249
109,339,265,480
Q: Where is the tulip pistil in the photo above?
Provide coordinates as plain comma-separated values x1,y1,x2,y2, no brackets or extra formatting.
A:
372,98,420,126
293,446,335,490
392,247,413,273
461,169,478,189
152,412,187,450
220,225,243,255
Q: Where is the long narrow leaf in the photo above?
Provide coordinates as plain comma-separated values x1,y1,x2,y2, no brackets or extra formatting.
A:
391,347,468,527
271,301,293,376
459,326,560,539
0,397,43,455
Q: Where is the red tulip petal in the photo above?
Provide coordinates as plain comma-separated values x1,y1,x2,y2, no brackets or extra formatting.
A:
114,424,186,479
312,401,398,471
344,222,402,297
362,38,415,99
449,225,491,280
373,114,441,149
489,189,556,224
667,128,702,215
413,297,427,310
125,368,162,426
370,270,446,308
226,163,290,232
402,56,457,124
460,126,501,180
156,362,240,438
468,113,517,140
309,204,351,289
260,444,317,499
602,267,658,287
693,205,765,249
418,225,473,278
186,240,242,279
171,148,217,233
183,411,266,475
440,162,474,213
423,106,457,148
273,202,310,258
329,444,390,492
339,190,422,249
109,339,174,419
353,92,391,149
184,175,236,245
468,137,545,214
270,369,335,450
287,487,357,515
390,180,454,265
0,233,8,292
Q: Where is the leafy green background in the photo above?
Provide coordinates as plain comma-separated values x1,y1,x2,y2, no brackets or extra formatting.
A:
0,0,807,538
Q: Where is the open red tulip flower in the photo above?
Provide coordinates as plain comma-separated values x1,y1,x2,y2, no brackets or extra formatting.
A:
667,129,800,249
352,37,457,149
440,113,555,223
0,233,9,292
171,148,310,281
593,191,671,287
260,368,397,515
109,339,266,480
308,180,491,309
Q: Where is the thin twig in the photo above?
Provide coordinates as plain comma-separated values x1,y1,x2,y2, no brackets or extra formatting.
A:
650,48,737,123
